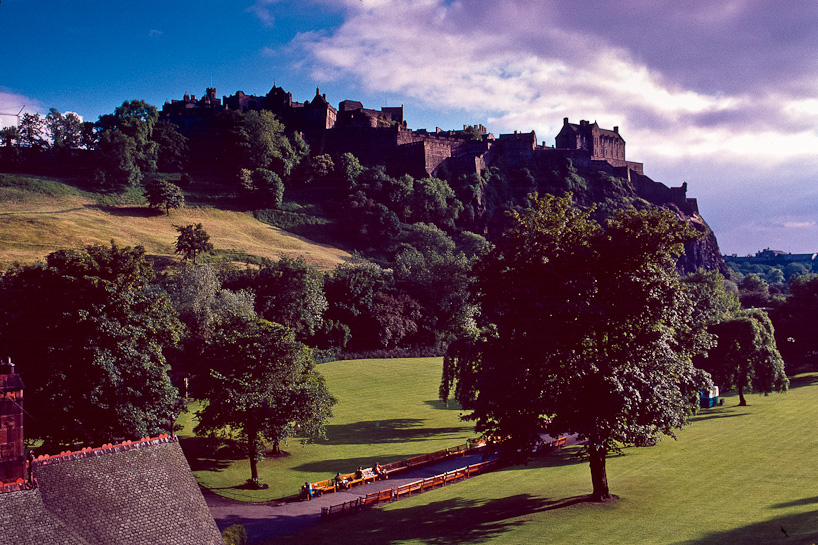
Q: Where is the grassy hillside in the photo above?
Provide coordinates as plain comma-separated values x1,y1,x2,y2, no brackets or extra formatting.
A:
267,372,818,545
0,173,351,271
177,357,474,502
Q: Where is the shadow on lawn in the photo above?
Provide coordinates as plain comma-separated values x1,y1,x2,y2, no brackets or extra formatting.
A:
86,204,159,217
786,374,818,390
676,508,818,545
689,405,750,423
323,419,468,445
281,494,596,545
770,496,818,509
423,399,464,411
689,411,750,423
178,436,236,472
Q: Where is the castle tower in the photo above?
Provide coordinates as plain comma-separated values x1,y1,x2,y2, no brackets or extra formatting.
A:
0,357,25,483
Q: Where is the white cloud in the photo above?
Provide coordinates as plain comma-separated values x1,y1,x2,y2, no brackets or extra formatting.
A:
0,90,42,128
291,0,817,171
285,0,818,254
247,0,279,27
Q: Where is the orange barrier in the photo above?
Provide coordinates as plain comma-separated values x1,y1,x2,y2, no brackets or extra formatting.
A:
310,441,475,495
322,457,501,520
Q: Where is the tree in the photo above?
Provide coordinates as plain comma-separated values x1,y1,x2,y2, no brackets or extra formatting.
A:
151,120,189,172
696,309,788,406
770,273,818,362
441,194,708,502
175,223,213,264
0,126,19,148
0,242,182,449
324,260,391,349
337,152,364,188
239,167,284,208
738,273,770,308
249,256,328,340
94,127,142,188
45,108,83,150
164,264,255,392
235,110,297,175
144,178,184,214
682,268,741,331
195,317,336,485
95,100,159,188
18,113,45,149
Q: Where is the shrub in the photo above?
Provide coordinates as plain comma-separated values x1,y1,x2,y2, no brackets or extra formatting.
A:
221,524,247,545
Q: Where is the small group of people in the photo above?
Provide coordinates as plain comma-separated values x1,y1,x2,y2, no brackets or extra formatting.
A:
302,462,391,500
334,472,350,490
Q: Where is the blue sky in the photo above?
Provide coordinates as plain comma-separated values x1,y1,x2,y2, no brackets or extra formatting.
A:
2,0,817,255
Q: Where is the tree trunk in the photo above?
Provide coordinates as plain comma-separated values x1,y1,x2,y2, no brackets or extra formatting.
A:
588,445,613,502
248,427,259,482
738,385,746,406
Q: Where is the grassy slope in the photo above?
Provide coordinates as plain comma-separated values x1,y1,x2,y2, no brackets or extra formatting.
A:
267,373,818,545
177,357,474,502
0,173,350,271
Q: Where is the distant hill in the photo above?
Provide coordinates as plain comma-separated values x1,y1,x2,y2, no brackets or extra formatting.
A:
0,173,351,272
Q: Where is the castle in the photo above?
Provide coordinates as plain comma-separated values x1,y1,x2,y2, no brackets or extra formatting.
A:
161,85,695,214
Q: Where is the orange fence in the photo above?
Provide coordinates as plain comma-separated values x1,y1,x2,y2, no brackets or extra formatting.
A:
310,440,475,495
320,458,500,520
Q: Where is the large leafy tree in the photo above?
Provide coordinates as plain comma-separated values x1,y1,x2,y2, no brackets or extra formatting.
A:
0,242,182,449
19,113,46,149
95,100,159,188
696,309,788,405
144,178,184,214
195,317,336,485
441,194,709,502
769,273,818,362
175,223,213,264
45,108,84,151
238,256,328,341
151,120,189,172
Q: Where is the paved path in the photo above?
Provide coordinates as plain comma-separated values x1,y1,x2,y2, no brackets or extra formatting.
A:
206,434,581,543
205,452,488,543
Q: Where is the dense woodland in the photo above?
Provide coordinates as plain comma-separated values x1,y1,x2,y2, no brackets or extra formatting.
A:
0,100,811,492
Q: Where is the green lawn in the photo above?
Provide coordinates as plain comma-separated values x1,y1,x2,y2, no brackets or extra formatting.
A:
265,372,818,545
177,357,474,502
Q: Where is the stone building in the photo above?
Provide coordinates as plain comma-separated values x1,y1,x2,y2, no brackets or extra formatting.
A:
555,117,643,176
0,362,222,545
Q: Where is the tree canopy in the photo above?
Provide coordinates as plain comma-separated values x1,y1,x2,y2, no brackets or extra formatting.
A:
0,242,182,449
696,309,788,405
144,178,184,214
441,193,708,501
195,317,336,485
175,223,213,264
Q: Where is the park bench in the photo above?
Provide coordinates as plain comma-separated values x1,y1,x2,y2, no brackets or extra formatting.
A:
362,489,394,508
310,479,337,496
381,460,406,477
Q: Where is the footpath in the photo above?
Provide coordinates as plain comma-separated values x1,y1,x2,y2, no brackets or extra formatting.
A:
205,434,579,543
205,452,487,543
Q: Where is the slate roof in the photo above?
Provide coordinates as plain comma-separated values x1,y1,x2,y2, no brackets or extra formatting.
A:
0,437,223,545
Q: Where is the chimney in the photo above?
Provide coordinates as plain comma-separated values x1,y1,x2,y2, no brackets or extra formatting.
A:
0,357,26,484
563,117,569,126
613,126,619,134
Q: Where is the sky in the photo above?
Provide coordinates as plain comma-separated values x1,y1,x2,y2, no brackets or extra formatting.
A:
2,0,817,255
